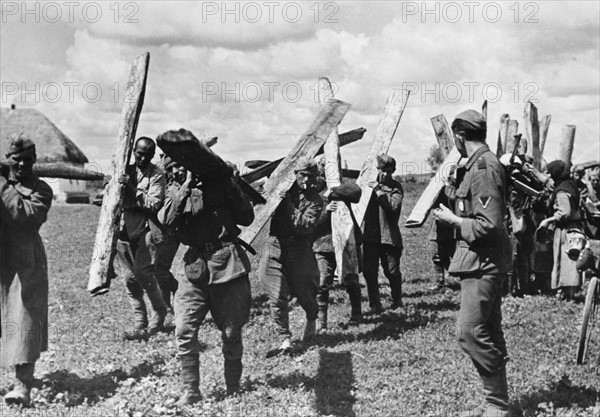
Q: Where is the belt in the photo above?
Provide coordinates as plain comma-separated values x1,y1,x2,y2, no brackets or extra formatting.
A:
198,241,232,252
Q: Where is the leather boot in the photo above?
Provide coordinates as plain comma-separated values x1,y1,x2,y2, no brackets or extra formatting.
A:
317,291,329,332
224,358,243,396
147,283,168,335
123,294,148,340
460,404,485,417
302,319,316,341
390,273,403,309
4,362,34,407
481,367,510,417
346,284,363,325
176,354,202,407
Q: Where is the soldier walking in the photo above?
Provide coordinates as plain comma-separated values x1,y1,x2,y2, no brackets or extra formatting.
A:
434,110,513,417
158,129,255,404
1,135,53,407
116,137,167,339
259,157,324,352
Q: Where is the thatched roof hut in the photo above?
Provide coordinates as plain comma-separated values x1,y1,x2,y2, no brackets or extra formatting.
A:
1,105,88,164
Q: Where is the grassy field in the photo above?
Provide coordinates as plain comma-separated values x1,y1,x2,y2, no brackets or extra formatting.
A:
1,183,599,416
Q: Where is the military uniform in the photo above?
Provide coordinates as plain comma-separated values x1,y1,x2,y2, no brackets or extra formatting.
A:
0,136,53,406
116,162,167,336
259,183,323,341
443,140,512,416
160,167,254,401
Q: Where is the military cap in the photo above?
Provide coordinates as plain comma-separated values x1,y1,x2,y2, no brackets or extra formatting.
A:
546,160,570,181
376,154,396,172
294,157,318,174
5,133,36,157
454,110,487,133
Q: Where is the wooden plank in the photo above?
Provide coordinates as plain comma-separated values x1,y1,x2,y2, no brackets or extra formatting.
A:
319,77,359,281
524,101,541,169
88,52,149,296
405,114,460,228
505,120,519,155
352,89,410,227
539,114,551,156
430,114,453,159
406,147,461,227
239,99,351,245
559,125,576,165
497,114,509,156
0,161,105,181
241,127,366,184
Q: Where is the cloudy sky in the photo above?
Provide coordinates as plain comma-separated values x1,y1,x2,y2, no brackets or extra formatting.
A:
1,1,598,175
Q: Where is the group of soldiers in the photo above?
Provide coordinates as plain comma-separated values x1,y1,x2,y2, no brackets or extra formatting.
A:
429,129,600,304
0,127,405,408
2,108,598,416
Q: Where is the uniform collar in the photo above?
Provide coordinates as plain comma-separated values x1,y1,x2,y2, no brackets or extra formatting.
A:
464,144,490,170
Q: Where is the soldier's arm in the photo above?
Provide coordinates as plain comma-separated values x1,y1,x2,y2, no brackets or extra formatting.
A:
291,195,324,235
459,164,506,244
158,184,179,227
135,167,165,214
0,179,53,228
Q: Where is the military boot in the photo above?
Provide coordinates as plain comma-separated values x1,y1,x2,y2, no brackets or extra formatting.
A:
4,362,34,407
316,291,329,332
460,404,485,417
224,358,243,396
481,367,510,417
147,282,168,335
346,284,363,325
123,294,148,340
176,354,202,407
302,319,316,341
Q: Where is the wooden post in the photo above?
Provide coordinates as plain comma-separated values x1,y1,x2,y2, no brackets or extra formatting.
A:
241,128,366,184
239,99,351,245
405,115,461,227
505,120,519,155
319,77,359,282
352,89,410,227
524,101,541,169
497,114,509,156
559,125,576,165
88,53,150,296
539,114,551,156
431,114,453,159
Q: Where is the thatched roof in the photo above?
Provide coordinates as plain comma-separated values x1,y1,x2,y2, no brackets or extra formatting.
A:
1,107,88,164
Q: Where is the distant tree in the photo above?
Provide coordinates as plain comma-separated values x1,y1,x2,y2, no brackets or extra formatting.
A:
426,144,444,171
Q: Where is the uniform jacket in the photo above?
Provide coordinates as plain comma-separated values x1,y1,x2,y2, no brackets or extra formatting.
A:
122,162,165,242
160,177,254,285
362,176,403,248
0,174,53,367
270,184,324,240
445,145,512,276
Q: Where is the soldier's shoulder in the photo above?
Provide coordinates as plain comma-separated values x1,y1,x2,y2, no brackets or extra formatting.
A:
481,151,503,171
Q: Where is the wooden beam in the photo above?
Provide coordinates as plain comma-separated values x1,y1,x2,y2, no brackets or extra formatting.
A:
88,52,149,296
319,77,359,281
0,161,105,181
505,120,519,155
524,101,541,169
559,125,576,165
352,89,410,227
239,99,351,245
406,115,461,228
497,114,509,157
539,114,551,156
430,114,453,159
241,127,366,184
